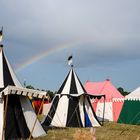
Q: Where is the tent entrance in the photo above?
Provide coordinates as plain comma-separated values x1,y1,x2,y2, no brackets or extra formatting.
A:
5,95,30,139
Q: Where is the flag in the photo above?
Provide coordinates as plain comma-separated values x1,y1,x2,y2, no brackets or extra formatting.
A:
68,55,73,66
0,27,3,42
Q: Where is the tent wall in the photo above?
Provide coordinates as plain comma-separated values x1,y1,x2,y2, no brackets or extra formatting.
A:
113,101,124,122
4,95,46,139
20,96,46,137
92,101,123,122
5,95,30,139
42,96,59,126
42,103,52,116
118,100,140,125
85,97,101,127
43,95,101,127
51,96,69,127
66,97,83,127
95,102,113,121
91,100,98,112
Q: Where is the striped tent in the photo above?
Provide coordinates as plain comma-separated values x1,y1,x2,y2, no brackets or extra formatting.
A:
84,80,124,122
42,67,102,127
0,45,46,139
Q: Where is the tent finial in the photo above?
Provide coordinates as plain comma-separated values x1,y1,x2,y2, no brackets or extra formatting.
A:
0,26,3,48
68,55,73,67
0,44,3,48
0,26,3,42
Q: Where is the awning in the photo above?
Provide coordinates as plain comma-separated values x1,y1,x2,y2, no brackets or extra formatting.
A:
0,85,47,99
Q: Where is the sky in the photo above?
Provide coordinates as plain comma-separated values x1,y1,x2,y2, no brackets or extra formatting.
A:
0,0,140,92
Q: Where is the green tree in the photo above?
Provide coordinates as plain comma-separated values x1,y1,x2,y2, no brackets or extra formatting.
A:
47,90,55,101
117,87,130,96
26,85,34,89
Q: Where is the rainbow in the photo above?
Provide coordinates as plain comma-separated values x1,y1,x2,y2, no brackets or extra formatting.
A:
15,40,83,73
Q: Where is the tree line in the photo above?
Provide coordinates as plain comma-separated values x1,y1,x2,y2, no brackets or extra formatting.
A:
26,85,130,99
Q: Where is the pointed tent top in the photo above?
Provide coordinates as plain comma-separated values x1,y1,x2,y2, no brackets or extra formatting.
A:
105,78,110,81
57,67,86,96
0,47,21,91
125,86,140,101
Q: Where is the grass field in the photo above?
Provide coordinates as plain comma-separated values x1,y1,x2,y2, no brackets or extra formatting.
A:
34,122,140,140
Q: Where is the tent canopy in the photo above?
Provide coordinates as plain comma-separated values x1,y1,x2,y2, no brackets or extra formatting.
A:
0,85,47,98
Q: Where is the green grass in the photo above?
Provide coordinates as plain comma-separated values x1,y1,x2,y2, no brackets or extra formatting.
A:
33,122,140,140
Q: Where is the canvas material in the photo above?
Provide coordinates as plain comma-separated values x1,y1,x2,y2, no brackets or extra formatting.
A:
96,102,113,121
125,87,140,100
60,70,72,95
0,49,4,88
85,80,124,122
113,101,124,122
51,96,69,127
118,100,140,124
43,68,101,127
20,96,46,137
85,97,101,126
5,95,30,139
5,54,22,87
42,103,52,116
73,71,85,95
66,97,83,127
0,47,46,138
79,96,85,126
57,69,85,96
0,98,4,140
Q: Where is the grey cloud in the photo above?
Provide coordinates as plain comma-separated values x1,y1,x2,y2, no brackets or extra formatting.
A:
0,0,140,69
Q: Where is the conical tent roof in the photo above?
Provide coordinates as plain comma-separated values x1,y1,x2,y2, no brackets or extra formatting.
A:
125,87,140,100
42,67,101,127
0,46,21,89
0,46,46,139
57,68,86,96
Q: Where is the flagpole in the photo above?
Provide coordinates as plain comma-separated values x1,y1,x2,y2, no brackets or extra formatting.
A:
0,26,3,45
68,55,73,67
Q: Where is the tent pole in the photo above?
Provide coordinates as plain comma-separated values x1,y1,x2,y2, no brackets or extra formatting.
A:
28,95,45,140
2,95,9,140
76,108,81,127
102,96,105,125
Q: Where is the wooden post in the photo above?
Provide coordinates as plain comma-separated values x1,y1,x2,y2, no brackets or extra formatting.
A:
28,95,45,140
2,95,9,140
102,95,106,125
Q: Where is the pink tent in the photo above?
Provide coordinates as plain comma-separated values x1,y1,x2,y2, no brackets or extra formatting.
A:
84,79,124,122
